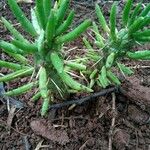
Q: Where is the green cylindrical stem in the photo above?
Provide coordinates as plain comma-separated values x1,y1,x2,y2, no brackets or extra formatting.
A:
41,97,50,116
39,67,50,116
39,67,48,98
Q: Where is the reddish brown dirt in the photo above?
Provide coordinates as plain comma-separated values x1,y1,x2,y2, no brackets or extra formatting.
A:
0,0,150,150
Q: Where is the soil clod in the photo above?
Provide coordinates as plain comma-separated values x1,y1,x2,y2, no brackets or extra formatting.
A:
128,105,150,125
113,129,130,150
121,76,150,113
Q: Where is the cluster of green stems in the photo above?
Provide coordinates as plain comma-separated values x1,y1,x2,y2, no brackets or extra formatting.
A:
0,0,150,115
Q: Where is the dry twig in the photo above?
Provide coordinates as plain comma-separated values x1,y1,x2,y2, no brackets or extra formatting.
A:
108,92,116,150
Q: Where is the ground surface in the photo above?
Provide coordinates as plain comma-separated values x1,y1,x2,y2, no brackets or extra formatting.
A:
0,0,150,150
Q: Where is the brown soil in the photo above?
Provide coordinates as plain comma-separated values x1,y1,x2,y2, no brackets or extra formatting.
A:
0,1,150,150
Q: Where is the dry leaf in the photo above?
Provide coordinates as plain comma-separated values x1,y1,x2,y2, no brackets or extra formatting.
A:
17,0,33,3
30,120,69,145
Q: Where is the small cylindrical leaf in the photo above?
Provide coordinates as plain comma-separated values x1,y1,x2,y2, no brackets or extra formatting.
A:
0,40,23,54
1,17,29,43
105,52,115,69
56,10,74,36
12,40,37,53
5,81,38,96
92,22,104,47
128,3,142,26
83,37,94,51
50,52,64,74
128,17,144,34
60,71,93,92
5,52,28,64
31,91,41,102
0,68,33,82
37,30,45,58
64,61,86,70
56,19,91,44
133,29,150,37
110,2,117,41
31,8,41,34
35,0,46,29
0,60,27,70
138,16,150,29
126,50,150,60
107,70,121,85
95,4,110,32
117,62,134,75
56,0,69,26
90,69,98,79
46,10,55,47
89,79,95,88
139,3,150,17
8,0,37,36
43,0,51,20
122,0,133,26
134,36,150,42
99,66,109,88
